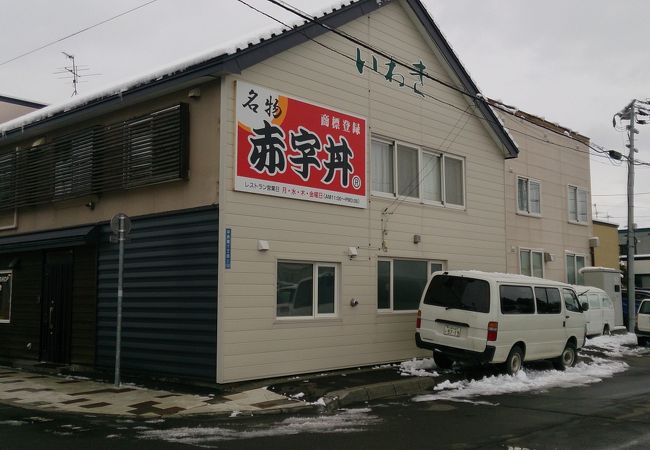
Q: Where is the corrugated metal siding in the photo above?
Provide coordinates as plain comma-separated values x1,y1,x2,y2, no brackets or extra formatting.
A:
96,206,218,380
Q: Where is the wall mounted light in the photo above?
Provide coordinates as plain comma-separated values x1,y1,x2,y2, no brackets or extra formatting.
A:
413,234,421,244
257,240,270,251
348,247,358,259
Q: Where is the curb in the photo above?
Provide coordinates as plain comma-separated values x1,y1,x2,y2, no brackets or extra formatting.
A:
322,376,436,410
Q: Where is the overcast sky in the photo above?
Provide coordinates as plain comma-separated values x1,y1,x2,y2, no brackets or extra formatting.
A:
1,0,648,227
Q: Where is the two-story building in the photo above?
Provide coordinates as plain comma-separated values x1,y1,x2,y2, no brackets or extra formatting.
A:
491,100,593,285
0,0,590,384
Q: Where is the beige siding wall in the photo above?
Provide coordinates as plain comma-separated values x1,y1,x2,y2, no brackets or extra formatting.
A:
502,113,592,281
0,102,39,124
218,2,508,382
0,81,221,234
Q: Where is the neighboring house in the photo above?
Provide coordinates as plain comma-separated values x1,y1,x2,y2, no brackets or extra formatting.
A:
0,0,524,384
619,227,650,288
0,95,45,124
592,220,620,270
490,100,593,285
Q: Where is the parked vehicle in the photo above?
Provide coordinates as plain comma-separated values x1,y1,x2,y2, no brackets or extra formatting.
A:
574,286,616,337
635,300,650,346
621,288,650,328
416,271,588,374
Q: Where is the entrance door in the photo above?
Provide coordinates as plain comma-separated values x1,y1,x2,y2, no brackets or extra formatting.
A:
41,250,73,364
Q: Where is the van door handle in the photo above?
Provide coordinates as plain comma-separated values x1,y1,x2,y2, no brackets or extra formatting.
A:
565,316,570,319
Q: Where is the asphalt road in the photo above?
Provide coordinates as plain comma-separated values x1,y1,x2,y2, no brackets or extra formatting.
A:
3,352,650,450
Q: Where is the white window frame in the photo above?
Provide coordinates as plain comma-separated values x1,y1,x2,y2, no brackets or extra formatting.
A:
516,176,542,216
0,270,12,324
276,261,339,320
370,136,466,209
519,248,544,278
565,252,586,284
378,258,446,313
568,185,589,224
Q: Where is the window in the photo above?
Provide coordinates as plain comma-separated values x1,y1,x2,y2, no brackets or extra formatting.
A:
378,259,442,311
277,262,337,318
53,130,94,199
517,177,541,215
563,288,582,312
520,249,544,278
0,151,15,207
568,185,588,223
500,285,535,314
0,103,188,212
423,274,490,313
566,253,586,284
371,137,464,207
125,117,154,185
534,287,562,314
0,270,12,323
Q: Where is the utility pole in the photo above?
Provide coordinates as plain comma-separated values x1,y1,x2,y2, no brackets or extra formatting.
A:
615,99,650,333
626,100,637,333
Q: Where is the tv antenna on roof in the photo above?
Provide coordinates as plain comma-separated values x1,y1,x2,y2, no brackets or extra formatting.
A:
54,52,101,96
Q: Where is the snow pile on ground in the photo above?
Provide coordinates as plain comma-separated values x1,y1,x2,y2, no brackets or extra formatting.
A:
399,358,439,377
412,357,628,403
585,333,649,357
138,408,381,444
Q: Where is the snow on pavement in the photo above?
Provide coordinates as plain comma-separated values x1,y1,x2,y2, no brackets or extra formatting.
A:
413,333,639,403
137,408,381,444
585,333,650,357
399,358,439,377
413,358,628,403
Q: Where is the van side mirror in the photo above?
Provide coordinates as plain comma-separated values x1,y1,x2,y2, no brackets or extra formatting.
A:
581,302,589,311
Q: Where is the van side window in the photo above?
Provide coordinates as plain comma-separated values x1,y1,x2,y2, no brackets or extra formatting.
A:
563,289,581,312
602,295,613,308
534,287,562,314
588,293,600,310
639,301,650,314
500,285,535,314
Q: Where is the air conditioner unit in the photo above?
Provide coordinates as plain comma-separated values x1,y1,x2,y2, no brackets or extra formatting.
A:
544,252,555,263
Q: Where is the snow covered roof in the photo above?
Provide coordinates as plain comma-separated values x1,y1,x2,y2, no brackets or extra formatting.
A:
0,0,519,158
0,1,358,137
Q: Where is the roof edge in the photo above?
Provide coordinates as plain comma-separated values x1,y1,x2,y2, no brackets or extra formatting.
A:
404,0,519,159
0,94,46,109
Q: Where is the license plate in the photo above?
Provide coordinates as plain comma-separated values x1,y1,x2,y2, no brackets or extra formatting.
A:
443,325,461,337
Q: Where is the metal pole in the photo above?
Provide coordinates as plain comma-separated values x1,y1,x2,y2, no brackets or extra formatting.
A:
627,100,636,333
114,215,125,387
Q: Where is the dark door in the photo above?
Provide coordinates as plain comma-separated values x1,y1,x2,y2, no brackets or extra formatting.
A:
41,250,73,363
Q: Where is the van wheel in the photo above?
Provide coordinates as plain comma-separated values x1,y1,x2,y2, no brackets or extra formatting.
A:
503,346,523,375
433,352,454,370
638,337,647,346
603,325,610,336
553,343,577,370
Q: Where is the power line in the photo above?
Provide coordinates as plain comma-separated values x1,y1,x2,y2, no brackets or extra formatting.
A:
254,0,650,171
264,0,623,160
0,0,159,67
235,0,625,169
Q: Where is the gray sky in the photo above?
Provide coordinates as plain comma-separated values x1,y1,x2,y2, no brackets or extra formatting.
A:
1,0,648,227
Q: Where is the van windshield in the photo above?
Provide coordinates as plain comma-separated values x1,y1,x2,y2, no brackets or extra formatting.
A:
423,275,490,313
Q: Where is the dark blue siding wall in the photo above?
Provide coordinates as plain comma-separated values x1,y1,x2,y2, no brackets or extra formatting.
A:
96,206,218,381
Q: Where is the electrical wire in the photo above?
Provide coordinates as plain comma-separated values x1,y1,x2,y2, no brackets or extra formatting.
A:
265,0,626,162
235,0,625,169
0,0,159,67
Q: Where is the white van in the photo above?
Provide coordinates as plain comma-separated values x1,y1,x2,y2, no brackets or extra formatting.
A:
416,271,588,374
635,299,650,346
574,286,616,337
